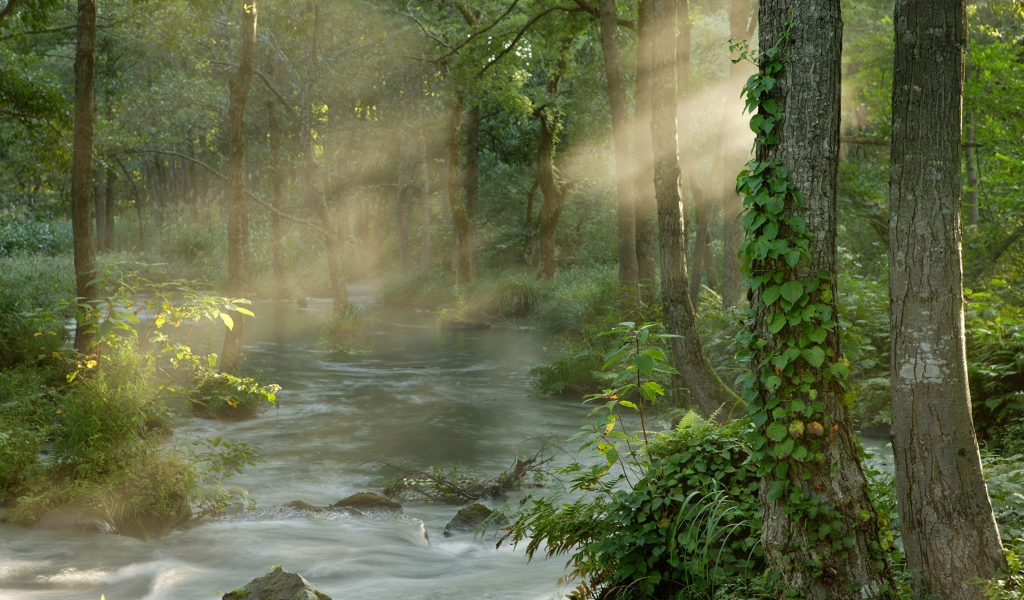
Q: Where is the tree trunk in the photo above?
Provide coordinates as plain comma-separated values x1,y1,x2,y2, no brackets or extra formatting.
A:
152,155,165,250
721,0,749,309
889,1,1005,597
220,0,256,376
688,181,710,304
420,135,432,272
94,172,105,253
633,0,658,305
447,94,473,284
965,111,980,227
598,0,638,307
266,63,286,300
650,0,740,419
304,3,348,313
535,105,564,281
103,167,115,251
71,0,98,352
464,104,480,276
749,3,896,597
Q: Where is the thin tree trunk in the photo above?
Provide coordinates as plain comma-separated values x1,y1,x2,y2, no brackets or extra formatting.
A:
598,0,638,307
464,104,480,278
965,111,980,227
650,0,740,419
751,2,896,597
420,135,432,272
267,60,286,300
889,1,1005,597
71,0,98,352
94,172,105,253
721,0,749,308
447,94,473,284
220,0,257,376
676,0,693,258
103,167,115,250
153,155,165,250
688,181,710,304
633,0,658,305
397,74,418,273
535,105,564,281
304,3,348,313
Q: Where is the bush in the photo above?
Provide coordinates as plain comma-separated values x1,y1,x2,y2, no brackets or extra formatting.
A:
965,285,1024,445
0,254,74,367
0,220,73,257
378,271,454,309
471,272,544,318
0,368,51,503
530,342,604,395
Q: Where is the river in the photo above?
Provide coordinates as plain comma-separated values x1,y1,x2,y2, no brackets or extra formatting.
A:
0,285,593,600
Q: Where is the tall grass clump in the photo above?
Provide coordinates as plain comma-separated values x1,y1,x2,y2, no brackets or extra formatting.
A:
471,272,544,318
378,271,455,309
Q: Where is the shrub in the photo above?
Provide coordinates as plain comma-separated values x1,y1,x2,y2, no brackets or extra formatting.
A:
965,285,1024,444
0,368,51,503
0,254,74,367
472,272,544,318
378,271,454,309
0,220,73,257
530,342,604,395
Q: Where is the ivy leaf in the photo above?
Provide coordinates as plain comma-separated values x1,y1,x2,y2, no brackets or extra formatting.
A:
767,481,785,502
809,327,828,344
785,250,801,267
792,445,808,461
802,346,826,368
762,285,782,305
777,438,795,457
772,354,788,370
768,313,787,334
766,421,788,442
781,281,804,304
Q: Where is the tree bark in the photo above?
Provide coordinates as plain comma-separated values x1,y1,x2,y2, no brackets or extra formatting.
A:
103,166,115,251
396,78,418,273
751,3,896,597
650,0,740,419
598,0,638,307
220,0,257,376
94,171,105,253
266,59,286,300
71,0,98,352
965,111,980,227
721,0,750,309
535,104,564,281
420,135,432,272
464,103,480,275
447,94,473,284
633,0,658,305
889,1,1005,597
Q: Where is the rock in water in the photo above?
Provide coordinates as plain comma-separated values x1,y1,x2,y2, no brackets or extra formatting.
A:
443,503,507,538
222,566,331,600
331,492,403,517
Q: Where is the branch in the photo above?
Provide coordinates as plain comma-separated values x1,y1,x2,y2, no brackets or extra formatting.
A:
0,23,78,42
0,0,18,25
479,6,579,76
209,60,299,122
570,0,634,30
111,148,325,234
428,0,521,66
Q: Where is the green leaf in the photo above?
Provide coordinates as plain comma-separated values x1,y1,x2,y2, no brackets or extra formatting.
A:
767,481,785,502
220,312,234,331
781,281,804,304
777,438,795,457
809,327,827,344
635,353,655,377
792,445,808,461
766,421,788,442
768,313,787,334
802,346,826,368
762,285,782,305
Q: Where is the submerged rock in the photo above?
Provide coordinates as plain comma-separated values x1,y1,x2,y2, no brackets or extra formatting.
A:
443,503,507,538
222,566,331,600
330,492,403,517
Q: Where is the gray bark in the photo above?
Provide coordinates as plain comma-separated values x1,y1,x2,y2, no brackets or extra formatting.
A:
889,1,1005,597
721,0,750,309
220,0,257,376
650,0,740,420
633,0,658,305
753,2,895,597
598,0,638,306
71,0,98,351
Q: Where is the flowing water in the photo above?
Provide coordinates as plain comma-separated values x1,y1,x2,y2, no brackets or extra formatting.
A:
0,284,593,600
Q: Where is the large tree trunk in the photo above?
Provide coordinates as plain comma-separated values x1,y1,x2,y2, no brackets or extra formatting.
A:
535,105,564,281
464,104,480,275
889,1,1005,597
447,94,473,284
598,0,638,307
650,0,739,419
688,181,710,304
220,0,257,376
71,0,98,352
721,0,751,309
633,0,658,305
266,62,286,300
748,2,895,597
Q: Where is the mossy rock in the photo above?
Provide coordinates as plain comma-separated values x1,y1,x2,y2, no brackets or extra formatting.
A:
331,492,402,516
222,566,330,600
443,502,507,538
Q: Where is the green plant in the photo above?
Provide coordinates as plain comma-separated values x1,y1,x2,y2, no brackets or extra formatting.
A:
965,284,1024,445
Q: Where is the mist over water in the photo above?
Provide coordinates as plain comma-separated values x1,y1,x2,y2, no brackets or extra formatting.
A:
0,286,592,600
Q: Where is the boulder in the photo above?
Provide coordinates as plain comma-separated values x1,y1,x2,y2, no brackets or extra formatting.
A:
443,503,507,538
222,566,331,600
330,493,402,517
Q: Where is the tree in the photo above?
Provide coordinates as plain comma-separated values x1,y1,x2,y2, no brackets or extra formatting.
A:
70,0,98,351
888,1,1005,597
739,1,896,597
633,0,658,305
649,0,740,419
596,0,638,305
220,0,257,376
